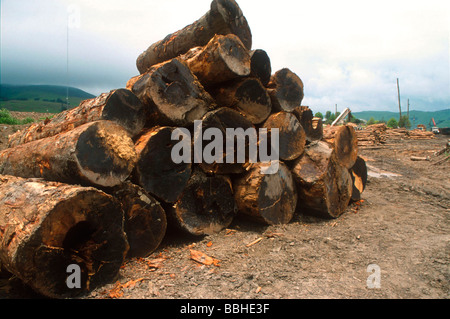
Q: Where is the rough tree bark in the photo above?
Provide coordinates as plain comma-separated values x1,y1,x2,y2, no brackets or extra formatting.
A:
0,175,129,299
133,126,192,204
128,58,216,127
266,68,304,112
292,106,324,143
197,107,255,175
136,0,252,73
8,89,145,148
249,49,272,87
181,34,251,86
0,121,137,188
323,124,359,169
233,162,297,225
292,141,352,218
349,156,368,202
109,182,167,258
261,111,306,161
210,77,272,124
166,169,237,236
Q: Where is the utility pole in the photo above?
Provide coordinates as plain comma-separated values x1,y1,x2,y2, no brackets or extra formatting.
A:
407,99,410,119
397,78,402,120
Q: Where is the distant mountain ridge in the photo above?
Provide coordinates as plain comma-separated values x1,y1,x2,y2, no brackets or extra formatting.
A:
352,109,450,128
0,84,95,100
0,84,95,113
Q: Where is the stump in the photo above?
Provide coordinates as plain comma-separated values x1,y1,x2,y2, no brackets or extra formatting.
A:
109,182,167,258
0,121,137,188
136,0,252,73
211,77,272,124
0,175,129,298
128,58,215,127
261,111,306,161
133,127,192,204
266,68,304,112
7,89,145,148
167,169,237,236
292,141,352,219
233,162,297,225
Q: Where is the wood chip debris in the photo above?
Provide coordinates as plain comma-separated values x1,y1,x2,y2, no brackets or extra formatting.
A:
190,249,220,267
245,237,263,247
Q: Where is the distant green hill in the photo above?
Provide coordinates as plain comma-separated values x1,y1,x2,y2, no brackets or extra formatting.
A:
0,84,95,113
352,109,450,128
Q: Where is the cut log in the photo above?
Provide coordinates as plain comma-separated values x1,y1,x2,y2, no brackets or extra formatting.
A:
266,68,304,112
197,107,255,175
0,175,129,298
249,49,272,87
210,77,272,124
128,58,216,127
0,121,137,188
261,111,306,161
109,182,167,258
182,34,251,86
133,126,192,204
167,169,237,236
7,89,145,148
136,0,252,73
349,156,368,202
292,106,323,143
233,162,297,225
323,125,359,169
292,141,352,219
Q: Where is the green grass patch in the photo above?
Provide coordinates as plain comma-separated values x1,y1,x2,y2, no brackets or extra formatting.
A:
0,108,35,125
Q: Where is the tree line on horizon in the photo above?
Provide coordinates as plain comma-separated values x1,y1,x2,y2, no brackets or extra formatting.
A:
314,110,411,129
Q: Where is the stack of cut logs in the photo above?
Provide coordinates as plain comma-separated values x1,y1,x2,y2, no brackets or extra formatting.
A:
352,123,388,147
0,0,366,298
386,128,436,140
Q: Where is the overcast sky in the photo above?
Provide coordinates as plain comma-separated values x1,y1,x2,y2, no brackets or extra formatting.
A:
1,0,449,113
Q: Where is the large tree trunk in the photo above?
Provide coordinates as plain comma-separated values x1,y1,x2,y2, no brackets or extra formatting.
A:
128,58,216,127
181,34,251,86
210,77,272,124
109,182,167,258
291,141,352,219
349,156,368,202
292,106,324,143
0,121,137,188
7,89,145,148
261,111,306,161
196,107,255,175
266,68,304,112
233,162,297,225
323,124,359,169
136,0,252,73
166,169,237,236
0,175,129,299
133,127,192,204
249,49,272,87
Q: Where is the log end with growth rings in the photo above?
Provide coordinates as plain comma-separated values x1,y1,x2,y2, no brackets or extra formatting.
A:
0,176,129,298
75,121,138,187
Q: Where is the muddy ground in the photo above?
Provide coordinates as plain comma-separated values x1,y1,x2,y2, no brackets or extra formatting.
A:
0,121,448,299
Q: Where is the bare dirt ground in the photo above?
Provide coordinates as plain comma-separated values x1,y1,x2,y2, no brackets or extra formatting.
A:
0,119,448,299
